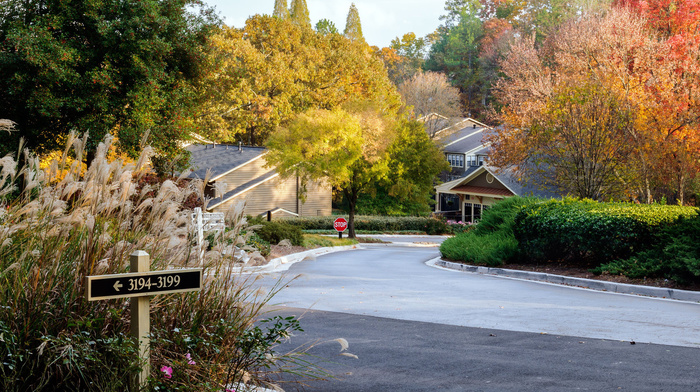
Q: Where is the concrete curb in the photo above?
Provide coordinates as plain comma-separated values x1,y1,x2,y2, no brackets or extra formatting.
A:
241,245,360,273
360,242,441,248
432,258,700,303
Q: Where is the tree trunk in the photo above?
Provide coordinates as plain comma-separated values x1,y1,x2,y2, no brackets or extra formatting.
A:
344,187,358,239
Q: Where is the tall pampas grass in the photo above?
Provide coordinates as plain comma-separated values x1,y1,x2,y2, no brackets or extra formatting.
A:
0,133,315,392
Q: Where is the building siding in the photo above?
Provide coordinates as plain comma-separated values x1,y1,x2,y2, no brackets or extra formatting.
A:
211,175,332,217
214,156,269,195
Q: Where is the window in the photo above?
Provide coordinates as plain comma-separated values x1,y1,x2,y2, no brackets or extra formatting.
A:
464,202,483,223
466,155,485,167
446,154,464,167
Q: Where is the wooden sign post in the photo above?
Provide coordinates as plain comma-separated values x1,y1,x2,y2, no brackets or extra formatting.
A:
86,251,203,391
131,251,150,390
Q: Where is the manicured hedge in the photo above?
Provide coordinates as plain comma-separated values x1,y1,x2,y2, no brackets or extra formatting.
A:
278,215,449,235
593,215,700,284
514,199,699,266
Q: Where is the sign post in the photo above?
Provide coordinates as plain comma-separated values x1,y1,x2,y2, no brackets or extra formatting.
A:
333,217,348,239
86,251,203,391
131,251,150,390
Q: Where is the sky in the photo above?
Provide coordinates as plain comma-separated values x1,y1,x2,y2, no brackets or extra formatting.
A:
201,0,448,48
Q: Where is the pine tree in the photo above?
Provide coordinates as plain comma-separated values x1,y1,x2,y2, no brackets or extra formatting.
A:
344,3,365,42
290,0,310,26
273,0,290,19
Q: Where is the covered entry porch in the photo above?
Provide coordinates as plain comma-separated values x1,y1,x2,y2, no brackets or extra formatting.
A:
434,167,515,223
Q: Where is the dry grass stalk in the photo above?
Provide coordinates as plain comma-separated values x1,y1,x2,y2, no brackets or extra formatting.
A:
0,133,317,391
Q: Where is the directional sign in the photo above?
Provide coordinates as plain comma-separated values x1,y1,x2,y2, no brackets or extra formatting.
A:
86,269,202,301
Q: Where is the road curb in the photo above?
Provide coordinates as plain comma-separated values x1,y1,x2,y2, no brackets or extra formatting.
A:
360,242,441,248
433,258,700,303
242,245,360,273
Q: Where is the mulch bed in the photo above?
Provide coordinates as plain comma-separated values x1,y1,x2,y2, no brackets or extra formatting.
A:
498,262,700,292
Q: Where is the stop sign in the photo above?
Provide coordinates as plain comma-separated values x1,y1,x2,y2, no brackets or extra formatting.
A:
333,217,348,232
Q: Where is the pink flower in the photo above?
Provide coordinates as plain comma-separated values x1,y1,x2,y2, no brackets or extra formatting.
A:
225,389,236,392
185,353,196,365
160,365,173,379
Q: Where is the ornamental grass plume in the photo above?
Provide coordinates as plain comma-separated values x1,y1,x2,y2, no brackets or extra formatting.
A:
0,119,16,133
0,133,322,392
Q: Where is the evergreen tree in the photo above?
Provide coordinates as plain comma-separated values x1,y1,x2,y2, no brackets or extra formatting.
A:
316,19,339,35
344,3,365,42
273,0,290,19
290,0,310,26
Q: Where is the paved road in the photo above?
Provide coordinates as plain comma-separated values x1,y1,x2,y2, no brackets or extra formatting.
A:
259,244,700,348
252,242,700,391
267,307,700,392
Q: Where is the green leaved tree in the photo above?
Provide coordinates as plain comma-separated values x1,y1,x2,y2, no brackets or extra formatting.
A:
425,0,485,117
354,119,450,216
0,0,219,163
265,104,397,238
316,19,339,35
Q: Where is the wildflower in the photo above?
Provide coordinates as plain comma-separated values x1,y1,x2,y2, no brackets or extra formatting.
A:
185,353,196,365
160,365,173,379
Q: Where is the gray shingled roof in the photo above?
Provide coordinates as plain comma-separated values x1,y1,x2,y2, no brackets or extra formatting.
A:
186,144,268,181
441,127,487,154
489,166,562,199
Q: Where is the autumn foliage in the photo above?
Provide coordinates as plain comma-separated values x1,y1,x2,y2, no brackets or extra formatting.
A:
488,5,700,204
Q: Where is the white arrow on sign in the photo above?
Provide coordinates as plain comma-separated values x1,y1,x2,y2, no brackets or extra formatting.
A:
113,280,123,292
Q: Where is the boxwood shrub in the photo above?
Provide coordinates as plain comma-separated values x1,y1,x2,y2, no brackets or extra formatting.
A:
279,215,448,235
514,199,698,267
593,215,700,284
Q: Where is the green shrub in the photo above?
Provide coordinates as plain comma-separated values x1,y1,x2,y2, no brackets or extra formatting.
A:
593,215,700,284
446,220,473,234
473,196,542,236
513,198,698,266
280,215,449,234
440,231,518,267
255,221,304,246
440,197,540,266
247,232,271,257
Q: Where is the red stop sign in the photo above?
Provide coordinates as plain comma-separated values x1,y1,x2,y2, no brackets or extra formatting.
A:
333,217,348,232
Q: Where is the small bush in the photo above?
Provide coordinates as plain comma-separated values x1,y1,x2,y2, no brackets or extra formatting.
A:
247,232,271,257
440,231,518,267
440,197,540,266
255,221,304,246
446,220,474,234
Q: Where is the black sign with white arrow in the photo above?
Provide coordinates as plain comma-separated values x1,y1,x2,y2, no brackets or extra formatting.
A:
86,269,202,301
